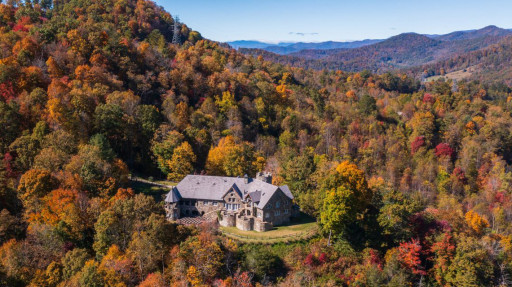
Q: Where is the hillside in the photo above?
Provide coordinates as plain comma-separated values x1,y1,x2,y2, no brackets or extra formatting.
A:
2,0,512,286
416,36,512,85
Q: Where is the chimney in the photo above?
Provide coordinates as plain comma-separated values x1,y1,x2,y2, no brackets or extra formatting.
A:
256,172,272,184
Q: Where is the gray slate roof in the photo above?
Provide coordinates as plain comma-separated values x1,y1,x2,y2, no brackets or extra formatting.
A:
166,175,292,209
247,190,261,202
165,187,181,203
279,185,294,200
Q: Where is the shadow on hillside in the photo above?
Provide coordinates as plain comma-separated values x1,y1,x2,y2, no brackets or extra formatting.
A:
272,212,316,229
130,180,169,202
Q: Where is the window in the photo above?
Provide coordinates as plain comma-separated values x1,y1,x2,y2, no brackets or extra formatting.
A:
267,203,272,209
276,201,280,208
265,212,270,218
275,210,280,216
258,211,262,218
284,209,289,214
213,201,218,206
203,201,207,205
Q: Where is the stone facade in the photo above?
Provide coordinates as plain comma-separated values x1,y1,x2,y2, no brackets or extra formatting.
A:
164,173,296,232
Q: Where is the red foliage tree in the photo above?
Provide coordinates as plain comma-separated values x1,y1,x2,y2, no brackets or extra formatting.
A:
12,16,31,32
318,253,328,265
422,93,435,104
304,253,317,267
411,136,425,154
452,167,466,182
435,143,454,158
3,153,16,178
398,239,426,275
0,81,15,102
232,270,253,287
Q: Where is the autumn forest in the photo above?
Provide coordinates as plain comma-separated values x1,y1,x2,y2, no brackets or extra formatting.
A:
1,0,512,286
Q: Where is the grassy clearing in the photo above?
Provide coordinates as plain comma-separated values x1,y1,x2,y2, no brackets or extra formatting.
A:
130,180,171,202
220,213,319,244
155,179,176,186
424,66,477,82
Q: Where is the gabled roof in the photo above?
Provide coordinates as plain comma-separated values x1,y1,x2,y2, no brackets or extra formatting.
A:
279,185,294,200
165,175,291,208
223,183,243,199
172,175,247,201
256,186,279,209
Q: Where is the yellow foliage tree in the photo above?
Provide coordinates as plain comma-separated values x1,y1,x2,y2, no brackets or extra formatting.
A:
205,136,264,177
99,245,133,286
320,161,373,236
465,210,489,235
166,141,196,182
187,265,202,286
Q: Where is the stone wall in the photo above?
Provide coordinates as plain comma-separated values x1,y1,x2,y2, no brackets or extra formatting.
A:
260,189,294,226
223,188,243,212
235,217,253,231
219,212,236,227
254,219,273,232
165,203,179,220
178,199,224,216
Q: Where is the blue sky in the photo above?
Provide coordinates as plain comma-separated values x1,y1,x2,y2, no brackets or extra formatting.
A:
156,0,512,43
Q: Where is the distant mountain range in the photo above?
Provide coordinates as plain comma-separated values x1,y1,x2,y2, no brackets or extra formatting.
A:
234,26,512,77
229,26,512,55
227,40,295,50
227,39,382,54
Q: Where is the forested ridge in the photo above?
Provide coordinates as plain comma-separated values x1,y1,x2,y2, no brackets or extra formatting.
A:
239,26,512,76
415,36,512,85
1,0,512,286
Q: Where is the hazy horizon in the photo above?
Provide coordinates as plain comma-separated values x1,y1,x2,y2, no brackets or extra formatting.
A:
156,0,512,43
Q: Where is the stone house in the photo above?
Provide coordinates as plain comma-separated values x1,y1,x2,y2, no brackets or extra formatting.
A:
164,172,297,231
